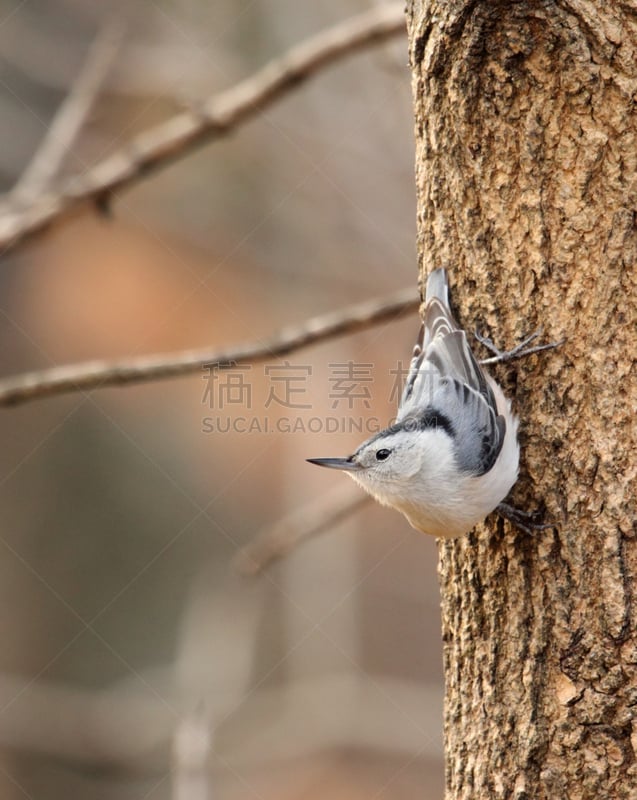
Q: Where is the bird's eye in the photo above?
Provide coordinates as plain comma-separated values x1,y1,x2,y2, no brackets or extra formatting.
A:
376,449,391,461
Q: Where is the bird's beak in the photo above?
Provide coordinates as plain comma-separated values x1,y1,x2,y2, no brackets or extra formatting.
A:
306,457,362,472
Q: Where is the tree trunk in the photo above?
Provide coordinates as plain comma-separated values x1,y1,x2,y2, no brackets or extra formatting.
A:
406,2,637,798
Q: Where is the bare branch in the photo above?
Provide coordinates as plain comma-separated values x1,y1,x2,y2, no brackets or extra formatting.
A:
172,706,212,800
9,17,126,206
0,287,418,407
235,484,370,576
0,666,442,767
0,3,406,254
0,669,173,765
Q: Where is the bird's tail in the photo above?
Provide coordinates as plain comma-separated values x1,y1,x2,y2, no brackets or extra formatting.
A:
425,267,450,308
423,268,458,349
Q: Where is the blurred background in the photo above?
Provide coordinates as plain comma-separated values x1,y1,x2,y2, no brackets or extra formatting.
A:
0,1,443,797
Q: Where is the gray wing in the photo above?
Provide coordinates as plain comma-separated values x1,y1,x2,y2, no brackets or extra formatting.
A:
398,270,505,475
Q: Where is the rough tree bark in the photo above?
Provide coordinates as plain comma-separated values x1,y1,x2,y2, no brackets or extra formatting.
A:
406,2,637,798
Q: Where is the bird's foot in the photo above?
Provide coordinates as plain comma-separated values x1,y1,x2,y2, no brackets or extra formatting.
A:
476,328,564,366
495,502,554,535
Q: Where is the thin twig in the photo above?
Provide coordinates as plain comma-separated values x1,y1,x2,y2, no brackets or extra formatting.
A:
172,706,212,800
0,669,174,764
9,17,125,205
0,287,418,407
0,3,406,254
235,484,371,576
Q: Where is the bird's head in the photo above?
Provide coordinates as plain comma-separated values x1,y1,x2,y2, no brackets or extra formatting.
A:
307,418,455,505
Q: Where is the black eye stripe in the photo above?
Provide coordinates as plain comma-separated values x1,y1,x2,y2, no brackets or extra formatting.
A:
376,449,391,461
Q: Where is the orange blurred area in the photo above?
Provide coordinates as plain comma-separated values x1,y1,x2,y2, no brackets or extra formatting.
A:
11,217,272,360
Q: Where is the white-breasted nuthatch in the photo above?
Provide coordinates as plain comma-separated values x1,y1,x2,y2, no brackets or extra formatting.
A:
308,268,526,539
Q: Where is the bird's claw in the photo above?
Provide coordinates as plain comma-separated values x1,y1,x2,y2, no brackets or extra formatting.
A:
495,502,554,535
476,327,564,365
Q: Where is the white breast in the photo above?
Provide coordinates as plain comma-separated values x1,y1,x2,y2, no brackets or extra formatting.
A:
400,376,519,538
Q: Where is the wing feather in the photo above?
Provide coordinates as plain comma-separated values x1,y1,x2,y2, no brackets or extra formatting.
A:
397,269,506,475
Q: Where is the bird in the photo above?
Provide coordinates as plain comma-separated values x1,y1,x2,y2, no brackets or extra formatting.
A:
307,268,522,539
